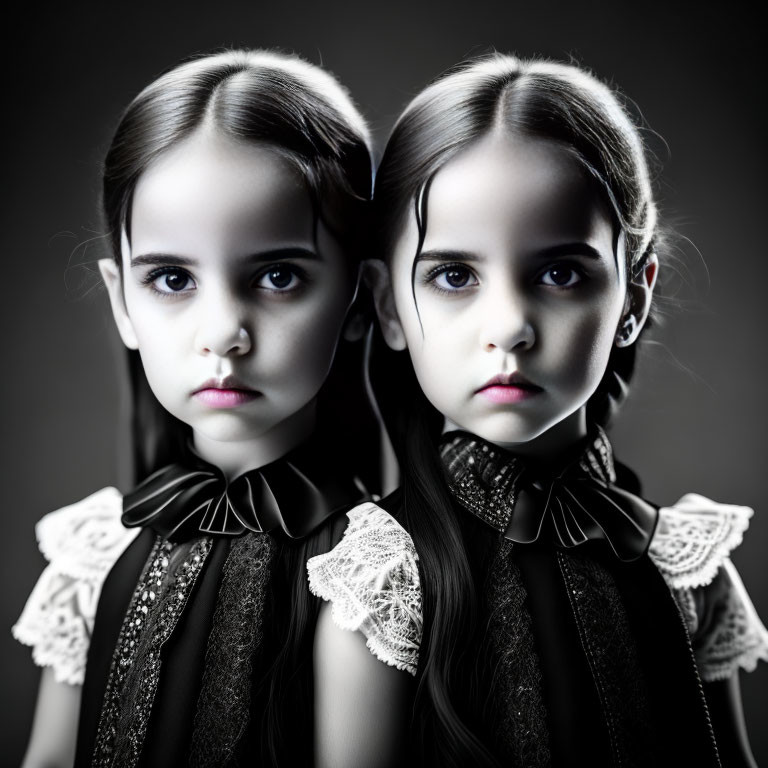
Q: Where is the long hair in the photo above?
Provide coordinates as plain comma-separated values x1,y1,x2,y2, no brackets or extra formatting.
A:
370,54,661,766
101,49,375,765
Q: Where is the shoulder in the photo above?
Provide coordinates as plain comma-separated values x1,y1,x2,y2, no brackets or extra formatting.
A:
648,492,753,590
307,500,422,676
649,493,768,681
12,487,140,685
308,501,419,586
34,487,135,580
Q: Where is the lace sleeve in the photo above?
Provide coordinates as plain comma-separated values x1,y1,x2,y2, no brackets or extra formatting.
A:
681,560,768,682
649,493,752,589
307,502,422,676
12,487,139,686
649,493,768,681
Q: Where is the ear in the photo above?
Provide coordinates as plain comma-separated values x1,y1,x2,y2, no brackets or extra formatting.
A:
342,309,368,342
363,259,406,351
615,253,659,348
99,258,139,350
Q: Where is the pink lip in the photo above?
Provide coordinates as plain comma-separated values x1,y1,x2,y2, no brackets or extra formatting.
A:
476,373,543,404
193,377,261,409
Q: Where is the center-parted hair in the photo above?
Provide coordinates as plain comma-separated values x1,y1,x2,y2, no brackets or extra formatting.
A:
101,49,374,482
369,54,662,767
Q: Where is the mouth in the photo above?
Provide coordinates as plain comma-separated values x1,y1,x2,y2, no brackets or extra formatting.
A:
475,372,543,404
192,376,262,409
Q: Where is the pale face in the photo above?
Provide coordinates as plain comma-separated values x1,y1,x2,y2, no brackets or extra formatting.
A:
102,129,355,472
384,134,632,454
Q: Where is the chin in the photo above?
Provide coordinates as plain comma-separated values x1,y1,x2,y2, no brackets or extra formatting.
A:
461,413,558,449
191,414,281,444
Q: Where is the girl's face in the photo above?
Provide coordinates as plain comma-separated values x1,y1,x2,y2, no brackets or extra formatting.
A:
380,133,642,454
102,129,355,465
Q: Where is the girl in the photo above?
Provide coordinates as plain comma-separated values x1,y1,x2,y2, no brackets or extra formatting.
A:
308,55,768,766
14,49,408,768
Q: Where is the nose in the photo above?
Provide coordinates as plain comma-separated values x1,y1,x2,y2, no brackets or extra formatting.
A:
193,287,252,358
479,287,535,353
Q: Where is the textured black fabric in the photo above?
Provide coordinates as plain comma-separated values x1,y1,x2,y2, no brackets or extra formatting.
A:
514,540,612,767
76,443,364,768
485,539,552,767
379,429,723,767
556,548,654,766
139,539,231,768
75,528,156,768
451,508,721,766
612,554,722,767
440,430,658,562
188,535,277,767
111,538,212,768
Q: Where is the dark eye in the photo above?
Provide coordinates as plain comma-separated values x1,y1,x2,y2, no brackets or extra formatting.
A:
540,265,581,288
150,268,195,294
431,265,478,292
256,266,301,292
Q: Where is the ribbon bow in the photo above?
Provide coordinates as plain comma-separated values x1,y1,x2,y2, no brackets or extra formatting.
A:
122,456,344,543
441,430,658,562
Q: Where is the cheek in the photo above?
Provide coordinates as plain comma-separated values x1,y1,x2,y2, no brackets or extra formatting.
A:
124,284,188,339
262,293,350,387
407,296,474,355
135,342,187,417
125,297,190,374
139,352,175,397
396,293,476,406
395,272,459,346
545,302,621,391
406,327,465,410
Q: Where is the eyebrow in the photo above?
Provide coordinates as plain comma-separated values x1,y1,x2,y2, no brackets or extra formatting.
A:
130,247,321,268
415,249,481,263
415,242,605,265
536,242,605,261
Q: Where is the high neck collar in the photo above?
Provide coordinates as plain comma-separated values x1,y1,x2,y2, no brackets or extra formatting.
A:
122,438,363,543
439,428,657,562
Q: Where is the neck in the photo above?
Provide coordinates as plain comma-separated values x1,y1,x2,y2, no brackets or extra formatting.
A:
446,408,589,462
192,402,317,479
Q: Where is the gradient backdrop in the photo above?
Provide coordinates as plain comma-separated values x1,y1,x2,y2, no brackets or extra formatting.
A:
2,2,766,765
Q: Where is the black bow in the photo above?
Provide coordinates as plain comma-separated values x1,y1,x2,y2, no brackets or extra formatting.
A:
122,454,348,543
441,430,658,562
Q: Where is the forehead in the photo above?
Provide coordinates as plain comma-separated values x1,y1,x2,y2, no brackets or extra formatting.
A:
130,129,314,255
419,132,615,256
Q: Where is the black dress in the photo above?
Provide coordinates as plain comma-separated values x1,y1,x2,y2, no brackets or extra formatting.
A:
381,429,723,768
74,439,366,768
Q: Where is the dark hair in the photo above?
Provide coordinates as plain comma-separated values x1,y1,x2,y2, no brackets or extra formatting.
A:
101,49,375,765
102,49,374,481
370,54,661,766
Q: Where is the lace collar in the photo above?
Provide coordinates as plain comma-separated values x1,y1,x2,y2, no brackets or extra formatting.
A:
122,440,361,543
440,428,657,562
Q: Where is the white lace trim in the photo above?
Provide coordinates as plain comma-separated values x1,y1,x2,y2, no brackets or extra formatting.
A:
12,487,139,686
307,502,422,676
651,493,768,681
650,493,753,589
691,560,768,682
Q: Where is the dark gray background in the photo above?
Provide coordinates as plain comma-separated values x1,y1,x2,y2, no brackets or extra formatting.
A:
2,2,766,765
